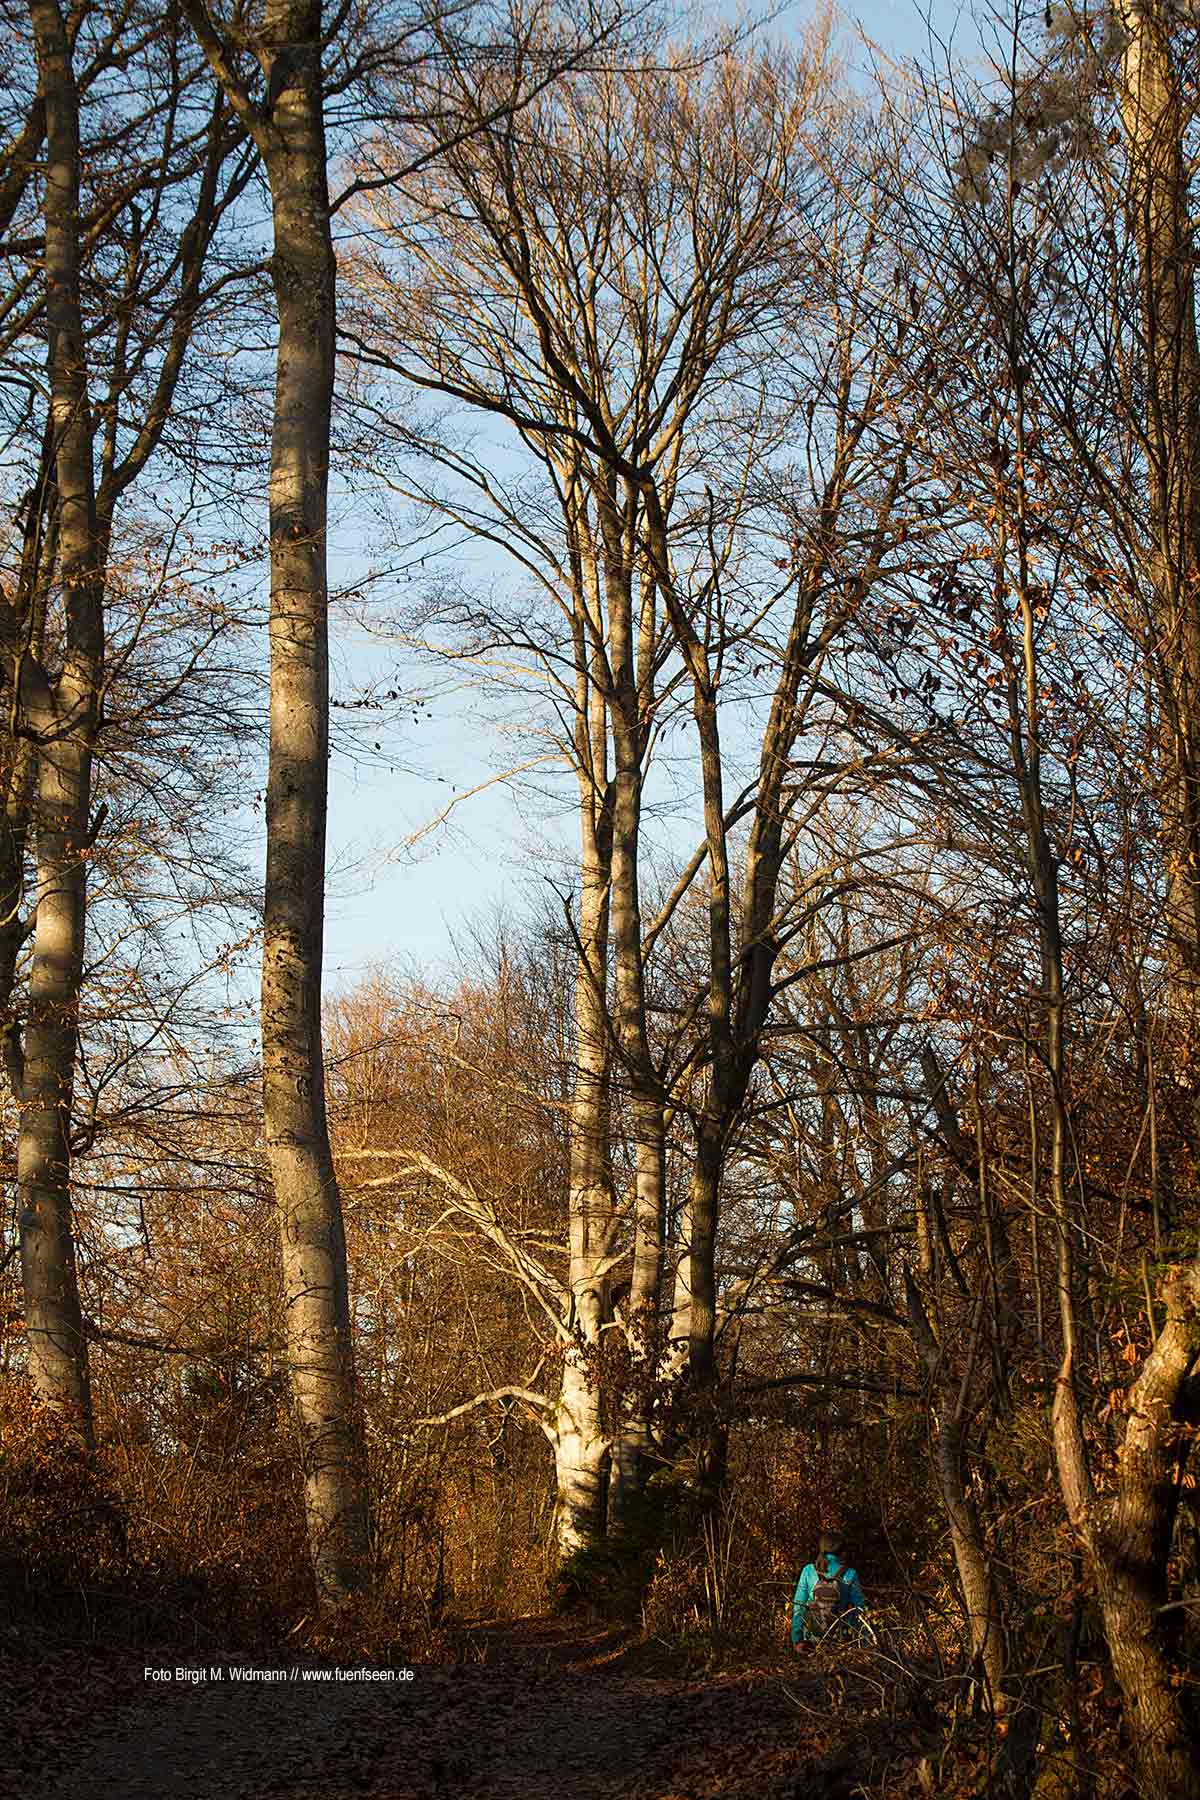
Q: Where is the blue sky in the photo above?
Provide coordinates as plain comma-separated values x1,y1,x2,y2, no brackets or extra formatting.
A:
320,0,982,993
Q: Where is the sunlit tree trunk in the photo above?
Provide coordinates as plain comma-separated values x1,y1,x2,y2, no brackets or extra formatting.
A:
598,481,668,1534
185,0,370,1603
1054,1273,1200,1800
1121,4,1200,1019
554,646,614,1553
989,279,1200,1795
608,1097,665,1535
18,0,101,1436
1094,1294,1200,1800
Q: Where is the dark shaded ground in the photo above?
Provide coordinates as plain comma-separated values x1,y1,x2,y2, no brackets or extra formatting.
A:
1,1616,934,1800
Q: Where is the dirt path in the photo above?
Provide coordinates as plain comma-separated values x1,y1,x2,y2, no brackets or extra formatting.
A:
4,1618,911,1800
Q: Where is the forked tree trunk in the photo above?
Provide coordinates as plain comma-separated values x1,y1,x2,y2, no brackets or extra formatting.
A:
18,0,101,1437
186,0,371,1603
641,489,835,1505
1054,1274,1200,1800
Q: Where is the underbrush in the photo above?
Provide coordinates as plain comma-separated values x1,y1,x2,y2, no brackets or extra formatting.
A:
0,1381,435,1660
0,1379,308,1651
600,1461,1139,1799
0,1379,1161,1797
0,1377,539,1666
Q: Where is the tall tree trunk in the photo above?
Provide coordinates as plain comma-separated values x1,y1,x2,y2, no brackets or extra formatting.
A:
542,477,622,1560
608,1095,665,1535
639,485,729,1491
260,3,369,1605
598,480,668,1535
1121,4,1200,1017
556,714,614,1556
0,428,51,1066
18,0,101,1437
185,0,371,1603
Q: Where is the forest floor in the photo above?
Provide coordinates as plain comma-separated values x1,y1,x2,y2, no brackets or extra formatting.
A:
2,1613,943,1800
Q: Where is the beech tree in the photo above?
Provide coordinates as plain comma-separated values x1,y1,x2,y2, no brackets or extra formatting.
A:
343,35,813,1545
0,0,253,1435
337,28,953,1549
181,0,635,1599
180,0,393,1603
5,6,1200,1791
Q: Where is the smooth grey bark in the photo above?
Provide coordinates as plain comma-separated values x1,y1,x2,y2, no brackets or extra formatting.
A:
555,563,615,1553
13,4,246,1434
552,1320,611,1556
553,470,666,1551
17,0,102,1435
596,479,668,1535
184,0,370,1603
607,1091,665,1534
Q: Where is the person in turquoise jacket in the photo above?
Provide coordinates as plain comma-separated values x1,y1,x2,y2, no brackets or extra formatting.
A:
791,1529,867,1647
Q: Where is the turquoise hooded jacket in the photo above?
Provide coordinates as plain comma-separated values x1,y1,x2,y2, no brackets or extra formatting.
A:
790,1557,866,1643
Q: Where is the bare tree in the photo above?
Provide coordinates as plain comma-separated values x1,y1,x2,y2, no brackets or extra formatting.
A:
2,0,250,1434
876,11,1200,1782
181,0,634,1594
179,0,375,1601
16,0,103,1432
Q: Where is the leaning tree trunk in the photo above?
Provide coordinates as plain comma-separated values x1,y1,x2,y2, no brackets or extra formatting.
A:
1055,1268,1200,1800
17,0,102,1438
185,0,371,1603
